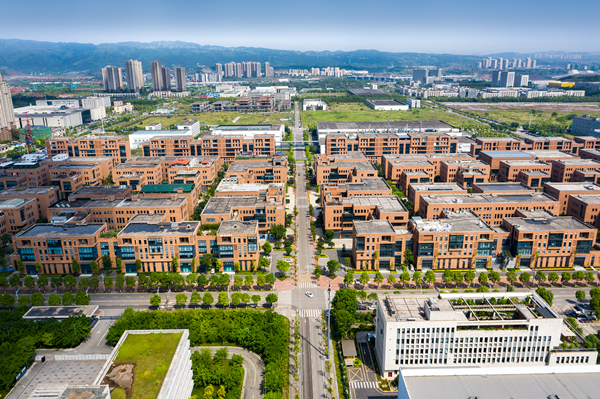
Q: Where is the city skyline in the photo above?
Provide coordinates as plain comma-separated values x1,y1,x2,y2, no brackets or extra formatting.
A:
0,0,599,54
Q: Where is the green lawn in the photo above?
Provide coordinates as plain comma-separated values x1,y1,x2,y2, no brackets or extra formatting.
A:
113,332,182,399
301,102,469,128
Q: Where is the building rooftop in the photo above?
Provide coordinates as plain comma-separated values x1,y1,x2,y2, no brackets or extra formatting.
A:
345,195,408,213
227,160,285,173
552,158,600,166
543,182,600,191
139,184,194,194
442,160,488,167
348,88,386,95
388,160,435,168
216,181,284,193
51,163,99,170
519,170,551,176
131,130,191,135
522,150,577,159
569,194,600,205
366,99,405,106
49,197,186,210
0,186,57,196
328,151,368,160
121,221,199,236
16,223,106,238
217,220,258,235
335,177,391,192
476,137,521,142
317,161,376,172
408,183,467,192
414,214,496,234
149,135,193,140
73,186,131,197
317,120,455,131
479,150,533,159
22,305,99,319
473,182,534,192
505,214,594,231
422,192,557,205
202,196,281,215
499,159,550,167
212,124,282,131
126,156,181,163
383,153,474,161
353,220,397,235
114,162,160,169
0,198,35,208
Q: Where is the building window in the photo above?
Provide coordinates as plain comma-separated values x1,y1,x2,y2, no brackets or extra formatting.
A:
576,240,592,254
477,241,492,256
516,241,533,255
47,240,63,255
449,235,464,250
148,238,163,253
78,247,98,261
18,247,36,261
178,245,194,259
548,233,563,248
418,243,434,257
356,237,365,251
248,237,257,251
120,246,136,260
198,241,207,254
100,242,110,256
395,239,403,252
380,244,395,257
219,245,234,258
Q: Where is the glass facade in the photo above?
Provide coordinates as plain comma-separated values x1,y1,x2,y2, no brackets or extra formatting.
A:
477,241,492,256
148,238,163,253
79,247,98,260
576,240,592,254
356,237,365,251
120,246,136,260
178,245,194,259
219,245,234,258
548,233,563,248
198,240,207,254
449,235,464,250
380,244,395,257
395,239,403,252
516,241,532,255
248,237,257,251
101,242,110,257
418,243,434,257
18,248,35,261
47,240,63,255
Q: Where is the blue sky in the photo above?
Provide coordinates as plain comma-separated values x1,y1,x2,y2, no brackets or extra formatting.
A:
1,0,599,54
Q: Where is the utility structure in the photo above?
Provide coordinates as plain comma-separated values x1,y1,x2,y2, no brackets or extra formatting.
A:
12,114,33,154
327,281,331,360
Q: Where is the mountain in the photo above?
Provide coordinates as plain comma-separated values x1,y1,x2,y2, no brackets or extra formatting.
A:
0,39,483,74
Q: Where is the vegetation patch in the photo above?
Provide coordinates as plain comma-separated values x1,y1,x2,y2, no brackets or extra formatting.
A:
191,347,244,399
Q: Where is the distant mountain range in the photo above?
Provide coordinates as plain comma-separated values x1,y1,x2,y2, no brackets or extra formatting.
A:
0,39,485,74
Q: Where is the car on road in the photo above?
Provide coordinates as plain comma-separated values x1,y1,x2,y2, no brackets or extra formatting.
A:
354,279,361,285
368,305,377,310
264,255,272,260
305,292,314,298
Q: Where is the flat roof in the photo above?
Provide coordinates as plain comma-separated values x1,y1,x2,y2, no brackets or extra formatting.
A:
51,163,99,170
519,170,551,176
499,159,550,166
477,137,520,142
22,305,98,319
73,186,131,197
228,160,285,173
404,373,600,399
16,223,106,238
570,194,600,204
422,192,557,205
317,120,455,131
49,197,186,210
341,340,357,357
416,216,496,234
0,198,34,208
345,195,408,213
216,181,284,193
203,196,281,214
0,186,57,196
212,124,282,131
348,88,386,95
384,153,474,161
552,158,600,165
505,215,594,231
353,220,397,235
335,177,390,192
409,183,466,192
327,151,368,160
317,161,376,172
217,220,258,235
115,162,160,169
131,130,188,135
139,184,194,194
543,182,600,192
388,160,435,167
366,98,405,106
121,221,199,236
473,182,534,192
522,150,577,159
479,150,533,158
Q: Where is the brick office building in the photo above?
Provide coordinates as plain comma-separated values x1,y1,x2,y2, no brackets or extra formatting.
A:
543,182,600,215
407,183,467,209
46,136,131,164
314,153,377,185
566,194,600,228
439,160,490,186
382,153,474,177
201,196,285,234
498,160,552,182
470,137,523,156
351,220,412,270
517,170,551,189
550,159,600,182
0,186,59,219
226,156,288,184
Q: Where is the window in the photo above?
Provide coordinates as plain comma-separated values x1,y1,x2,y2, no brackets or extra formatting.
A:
178,245,194,259
18,247,35,261
548,233,563,248
47,240,63,255
380,244,395,257
198,241,207,254
449,235,464,250
356,237,365,251
477,241,492,256
248,237,257,251
395,239,403,252
516,241,533,255
148,238,163,253
78,247,98,261
576,240,592,254
120,246,136,260
418,243,434,257
101,242,110,256
219,245,234,258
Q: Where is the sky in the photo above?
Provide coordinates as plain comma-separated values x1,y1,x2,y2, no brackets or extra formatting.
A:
1,0,599,54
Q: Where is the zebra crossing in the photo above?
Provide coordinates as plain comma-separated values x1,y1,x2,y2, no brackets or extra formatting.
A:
298,309,322,318
298,282,318,288
350,381,378,389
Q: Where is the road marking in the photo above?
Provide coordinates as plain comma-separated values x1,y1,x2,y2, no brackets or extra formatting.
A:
298,309,321,318
350,381,377,389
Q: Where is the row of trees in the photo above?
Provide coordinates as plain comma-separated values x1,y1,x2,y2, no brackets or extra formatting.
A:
0,274,109,293
150,292,278,308
107,308,289,399
0,291,90,309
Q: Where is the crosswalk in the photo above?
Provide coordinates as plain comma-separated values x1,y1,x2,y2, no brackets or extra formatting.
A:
350,381,378,389
298,282,318,288
298,309,322,318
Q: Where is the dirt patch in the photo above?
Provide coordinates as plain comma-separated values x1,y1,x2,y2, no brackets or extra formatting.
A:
103,363,135,398
64,391,96,399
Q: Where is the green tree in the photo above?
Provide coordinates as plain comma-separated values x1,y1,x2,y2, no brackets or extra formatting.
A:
443,270,454,287
402,249,413,269
367,292,378,302
90,261,99,274
200,254,214,271
257,273,266,288
190,292,202,308
103,276,113,292
357,290,367,302
323,230,334,243
31,292,45,306
344,270,354,287
548,272,559,285
241,293,251,306
218,274,230,290
262,242,272,255
1,293,15,308
478,272,488,287
584,272,595,286
489,270,501,287
506,270,518,286
203,292,214,307
536,287,554,306
399,271,410,287
234,276,243,291
284,246,293,256
218,292,229,307
576,290,586,301
573,271,585,285
71,259,80,274
0,275,9,292
137,274,148,291
149,294,161,307
9,274,22,288
266,293,278,307
136,259,142,272
89,278,100,292
265,273,276,287
115,274,125,292
327,260,340,276
125,276,136,291
413,271,423,287
63,275,77,291
387,274,396,287
244,274,254,289
171,257,179,272
270,224,286,241
231,292,242,307
75,290,90,305
314,265,321,279
277,260,290,275
561,271,572,285
197,274,209,289
78,277,89,291
424,270,436,287
453,271,464,287
23,276,36,291
62,291,75,306
359,272,370,286
48,293,61,306
464,270,476,287
176,293,188,307
17,295,31,308
103,255,112,270
535,271,546,286
519,272,531,287
251,294,260,306
50,276,62,291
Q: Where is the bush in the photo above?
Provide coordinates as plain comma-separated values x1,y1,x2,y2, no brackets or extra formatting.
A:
536,287,554,306
353,358,362,367
476,286,490,292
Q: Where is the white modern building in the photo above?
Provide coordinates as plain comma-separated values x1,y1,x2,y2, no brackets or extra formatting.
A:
366,99,409,111
374,292,597,379
35,99,80,108
303,99,328,111
81,97,111,108
177,120,200,136
145,123,162,131
406,98,421,108
128,129,193,149
208,124,285,144
14,105,84,128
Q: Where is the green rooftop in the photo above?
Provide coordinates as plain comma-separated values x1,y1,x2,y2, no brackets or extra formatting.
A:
140,184,194,194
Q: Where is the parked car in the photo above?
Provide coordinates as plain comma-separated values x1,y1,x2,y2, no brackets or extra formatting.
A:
305,292,314,298
285,258,293,263
210,268,216,274
354,279,361,285
357,305,367,310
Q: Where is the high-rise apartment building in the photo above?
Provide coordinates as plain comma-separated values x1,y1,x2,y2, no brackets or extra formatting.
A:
125,59,144,93
151,61,170,92
235,63,243,78
215,63,223,77
0,74,15,134
265,62,274,77
174,67,186,92
101,65,123,92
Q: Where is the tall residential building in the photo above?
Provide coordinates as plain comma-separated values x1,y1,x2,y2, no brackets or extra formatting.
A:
125,59,144,93
151,61,170,92
224,62,235,77
101,65,123,92
235,63,243,78
0,74,15,132
265,62,274,77
526,57,533,68
174,67,186,92
215,63,223,77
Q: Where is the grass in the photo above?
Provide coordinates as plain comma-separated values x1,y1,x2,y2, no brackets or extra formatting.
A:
301,102,468,127
114,332,182,399
111,388,127,399
118,111,292,130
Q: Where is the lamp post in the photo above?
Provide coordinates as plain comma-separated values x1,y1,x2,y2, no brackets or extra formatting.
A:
327,281,331,360
73,322,81,338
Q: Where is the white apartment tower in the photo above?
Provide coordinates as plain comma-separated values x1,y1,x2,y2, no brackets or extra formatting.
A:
101,65,123,92
0,74,15,130
125,59,144,93
174,67,186,92
151,61,170,92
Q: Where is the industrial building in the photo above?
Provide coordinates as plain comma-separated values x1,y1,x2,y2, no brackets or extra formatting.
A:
365,99,409,111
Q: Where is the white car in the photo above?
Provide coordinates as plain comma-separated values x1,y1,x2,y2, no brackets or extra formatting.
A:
284,258,293,263
305,292,314,298
210,268,216,274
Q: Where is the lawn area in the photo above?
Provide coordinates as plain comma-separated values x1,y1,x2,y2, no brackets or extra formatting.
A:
301,102,469,128
118,112,292,130
113,332,181,399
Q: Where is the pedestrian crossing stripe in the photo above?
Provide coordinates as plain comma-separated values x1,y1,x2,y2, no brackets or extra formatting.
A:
349,381,378,389
298,309,322,318
299,282,318,288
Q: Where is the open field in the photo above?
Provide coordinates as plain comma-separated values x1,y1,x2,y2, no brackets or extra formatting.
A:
112,332,181,399
301,102,473,128
448,102,600,127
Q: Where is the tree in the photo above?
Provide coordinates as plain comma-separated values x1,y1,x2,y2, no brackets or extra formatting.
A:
150,294,161,307
137,274,149,291
270,224,286,241
62,291,75,306
17,260,24,274
442,270,454,287
1,293,15,308
284,246,293,256
478,272,488,287
573,271,585,285
519,272,531,287
218,274,230,290
585,272,595,286
23,276,36,291
536,287,554,306
171,257,179,272
78,277,89,291
359,272,370,286
176,293,188,307
548,272,559,285
114,274,124,292
399,271,410,288
89,277,100,292
217,385,226,399
576,290,586,301
202,292,214,307
367,292,378,302
424,270,436,287
265,273,276,287
234,276,243,291
266,293,278,307
402,249,413,269
9,274,22,288
387,274,396,287
48,293,61,306
231,292,242,307
31,292,45,306
90,261,99,274
535,271,546,286
453,271,464,287
103,276,113,292
314,265,321,279
204,385,214,399
561,272,572,286
257,273,266,288
464,270,476,287
357,290,367,302
197,274,209,289
62,275,76,291
413,271,423,287
75,290,90,305
241,293,251,306
218,292,229,307
489,270,501,287
0,275,7,292
324,230,334,243
190,292,202,308
103,255,113,270
123,276,134,291
251,294,261,306
200,254,214,272
327,260,340,276
50,276,62,291
274,241,283,250
244,275,254,289
136,259,143,272
344,270,354,287
262,242,272,255
506,270,517,286
277,260,290,275
71,259,80,274
18,295,31,308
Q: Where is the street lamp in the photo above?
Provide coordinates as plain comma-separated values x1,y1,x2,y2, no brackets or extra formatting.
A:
73,322,81,338
327,281,331,360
